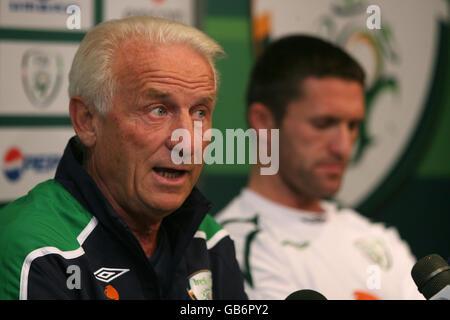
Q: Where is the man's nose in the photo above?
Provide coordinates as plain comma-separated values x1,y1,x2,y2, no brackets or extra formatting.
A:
329,124,354,160
166,113,193,150
166,113,203,162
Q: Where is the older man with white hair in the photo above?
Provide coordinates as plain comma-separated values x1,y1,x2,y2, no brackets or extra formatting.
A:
0,16,247,300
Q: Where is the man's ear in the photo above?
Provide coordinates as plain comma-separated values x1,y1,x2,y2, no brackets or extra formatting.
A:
247,102,277,131
69,96,97,148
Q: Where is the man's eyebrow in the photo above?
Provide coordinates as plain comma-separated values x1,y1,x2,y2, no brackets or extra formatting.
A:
143,88,171,99
196,94,216,106
143,88,216,105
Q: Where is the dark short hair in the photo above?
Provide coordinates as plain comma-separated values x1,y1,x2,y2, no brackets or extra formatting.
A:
246,35,365,124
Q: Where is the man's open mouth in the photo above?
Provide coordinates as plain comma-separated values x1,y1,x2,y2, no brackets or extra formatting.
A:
153,167,187,179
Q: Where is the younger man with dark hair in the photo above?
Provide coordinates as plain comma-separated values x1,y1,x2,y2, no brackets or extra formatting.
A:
216,35,421,300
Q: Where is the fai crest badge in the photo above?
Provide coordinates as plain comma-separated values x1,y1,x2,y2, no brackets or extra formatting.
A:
187,270,213,300
355,237,392,270
21,48,63,108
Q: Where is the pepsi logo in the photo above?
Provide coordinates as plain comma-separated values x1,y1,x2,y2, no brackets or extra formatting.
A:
3,147,24,182
2,147,61,182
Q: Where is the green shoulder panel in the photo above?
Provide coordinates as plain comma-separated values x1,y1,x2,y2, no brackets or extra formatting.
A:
197,214,223,242
197,214,230,250
0,180,93,299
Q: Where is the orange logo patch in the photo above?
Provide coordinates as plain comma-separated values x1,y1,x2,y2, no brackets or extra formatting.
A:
354,290,379,300
104,285,120,300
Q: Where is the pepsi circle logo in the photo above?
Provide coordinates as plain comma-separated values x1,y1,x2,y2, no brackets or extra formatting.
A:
2,147,61,182
3,147,24,182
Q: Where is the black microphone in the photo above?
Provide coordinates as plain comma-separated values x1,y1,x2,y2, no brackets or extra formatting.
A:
411,254,450,300
285,289,327,300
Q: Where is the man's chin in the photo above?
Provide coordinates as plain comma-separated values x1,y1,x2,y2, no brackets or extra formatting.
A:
319,183,341,199
146,192,190,215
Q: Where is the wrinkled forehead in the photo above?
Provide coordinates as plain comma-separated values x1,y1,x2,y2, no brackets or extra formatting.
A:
112,39,215,86
109,40,217,108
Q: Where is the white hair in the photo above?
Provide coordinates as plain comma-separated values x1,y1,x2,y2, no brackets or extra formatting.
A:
68,16,225,114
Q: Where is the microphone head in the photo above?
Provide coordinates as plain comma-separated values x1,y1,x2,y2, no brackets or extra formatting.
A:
285,289,327,300
411,254,450,299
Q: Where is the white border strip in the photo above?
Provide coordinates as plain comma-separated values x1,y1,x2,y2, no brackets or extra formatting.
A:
194,229,229,250
19,217,98,300
206,229,228,249
194,230,207,240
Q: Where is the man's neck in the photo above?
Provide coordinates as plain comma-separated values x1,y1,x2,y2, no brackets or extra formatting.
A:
247,166,324,213
105,195,163,258
128,220,162,258
101,188,163,258
85,160,163,258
